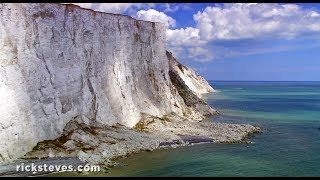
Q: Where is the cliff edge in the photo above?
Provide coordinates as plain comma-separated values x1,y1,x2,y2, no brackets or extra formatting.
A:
0,3,220,163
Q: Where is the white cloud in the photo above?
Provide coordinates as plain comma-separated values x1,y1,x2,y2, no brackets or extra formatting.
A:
308,11,320,17
193,3,320,41
135,9,176,28
166,27,206,47
187,47,214,62
181,3,192,10
164,3,179,13
162,3,191,13
70,3,155,14
166,27,210,62
221,41,320,58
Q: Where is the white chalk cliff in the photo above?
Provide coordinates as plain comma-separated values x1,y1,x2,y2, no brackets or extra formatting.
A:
0,3,216,163
167,51,215,98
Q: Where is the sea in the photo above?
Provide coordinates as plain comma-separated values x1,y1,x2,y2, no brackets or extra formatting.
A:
54,81,320,177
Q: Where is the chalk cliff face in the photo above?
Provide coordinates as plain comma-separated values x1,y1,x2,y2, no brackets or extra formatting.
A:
167,51,215,98
0,3,216,163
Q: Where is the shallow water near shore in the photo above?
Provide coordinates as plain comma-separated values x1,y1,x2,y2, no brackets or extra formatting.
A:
53,81,320,176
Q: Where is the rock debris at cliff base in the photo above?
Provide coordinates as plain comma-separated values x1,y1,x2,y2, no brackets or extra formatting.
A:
22,113,261,167
0,115,261,176
0,3,260,165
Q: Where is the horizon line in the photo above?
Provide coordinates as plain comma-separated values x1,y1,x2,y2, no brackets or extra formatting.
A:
208,80,320,82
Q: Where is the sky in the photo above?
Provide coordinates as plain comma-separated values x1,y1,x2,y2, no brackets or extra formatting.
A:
71,3,320,81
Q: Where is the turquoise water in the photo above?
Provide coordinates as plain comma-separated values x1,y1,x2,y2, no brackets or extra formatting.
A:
55,81,320,177
103,81,320,177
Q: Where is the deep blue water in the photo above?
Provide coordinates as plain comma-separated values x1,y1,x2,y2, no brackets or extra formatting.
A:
60,81,320,176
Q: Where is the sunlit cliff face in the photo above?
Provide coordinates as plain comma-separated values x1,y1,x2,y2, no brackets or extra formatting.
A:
0,3,214,163
0,3,168,162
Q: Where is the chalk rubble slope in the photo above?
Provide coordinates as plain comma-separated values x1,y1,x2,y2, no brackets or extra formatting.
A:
0,3,216,163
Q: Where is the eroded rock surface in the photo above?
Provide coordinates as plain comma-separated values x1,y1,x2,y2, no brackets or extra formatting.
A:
23,115,260,166
0,3,218,163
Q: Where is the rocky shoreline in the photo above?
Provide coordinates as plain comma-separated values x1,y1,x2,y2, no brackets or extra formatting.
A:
0,113,261,176
0,4,262,176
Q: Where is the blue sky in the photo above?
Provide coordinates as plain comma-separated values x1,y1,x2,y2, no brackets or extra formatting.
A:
72,3,320,81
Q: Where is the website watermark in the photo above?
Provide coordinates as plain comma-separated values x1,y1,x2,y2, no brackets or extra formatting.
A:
16,163,100,174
